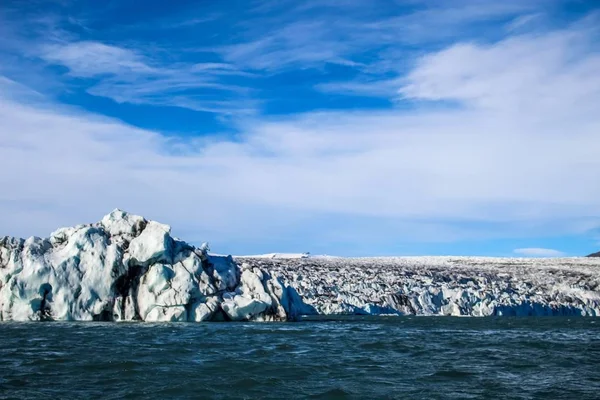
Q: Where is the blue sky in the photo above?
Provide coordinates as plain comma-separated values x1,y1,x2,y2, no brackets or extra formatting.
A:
1,0,600,257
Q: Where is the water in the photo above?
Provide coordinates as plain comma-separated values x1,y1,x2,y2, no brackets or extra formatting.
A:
1,317,599,399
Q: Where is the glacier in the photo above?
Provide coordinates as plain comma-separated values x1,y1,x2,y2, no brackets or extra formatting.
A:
1,210,600,321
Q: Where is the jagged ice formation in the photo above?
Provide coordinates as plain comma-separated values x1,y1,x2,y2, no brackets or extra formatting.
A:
1,210,600,321
0,210,298,322
237,256,600,317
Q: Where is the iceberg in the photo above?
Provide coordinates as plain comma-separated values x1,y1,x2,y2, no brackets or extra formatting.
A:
0,210,294,322
1,210,600,321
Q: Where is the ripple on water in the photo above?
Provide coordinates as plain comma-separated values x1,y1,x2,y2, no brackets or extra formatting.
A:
1,317,600,399
309,387,354,399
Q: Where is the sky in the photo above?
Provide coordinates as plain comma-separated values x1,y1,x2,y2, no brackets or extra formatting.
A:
1,0,600,257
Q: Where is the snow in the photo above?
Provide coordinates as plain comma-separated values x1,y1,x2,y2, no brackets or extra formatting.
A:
2,210,600,321
239,253,311,259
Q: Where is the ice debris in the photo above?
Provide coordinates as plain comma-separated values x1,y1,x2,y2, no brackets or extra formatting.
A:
236,256,600,317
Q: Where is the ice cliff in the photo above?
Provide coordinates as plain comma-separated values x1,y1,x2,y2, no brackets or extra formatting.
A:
1,210,600,321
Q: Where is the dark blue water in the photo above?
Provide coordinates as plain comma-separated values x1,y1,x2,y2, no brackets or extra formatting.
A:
1,317,599,399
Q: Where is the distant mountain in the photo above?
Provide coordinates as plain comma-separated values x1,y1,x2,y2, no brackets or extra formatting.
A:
588,251,600,257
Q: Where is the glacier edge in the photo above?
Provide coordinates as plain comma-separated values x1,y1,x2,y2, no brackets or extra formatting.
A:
1,210,600,321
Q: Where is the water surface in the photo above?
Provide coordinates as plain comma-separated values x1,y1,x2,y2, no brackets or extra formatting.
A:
1,317,599,399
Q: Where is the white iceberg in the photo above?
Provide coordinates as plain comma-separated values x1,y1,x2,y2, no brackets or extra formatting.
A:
0,209,295,322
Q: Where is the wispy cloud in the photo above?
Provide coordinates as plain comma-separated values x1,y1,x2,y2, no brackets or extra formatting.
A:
217,0,552,97
41,41,155,76
220,20,358,71
37,40,256,114
315,79,401,98
220,0,547,70
506,13,544,32
513,248,565,257
159,14,222,29
0,6,258,115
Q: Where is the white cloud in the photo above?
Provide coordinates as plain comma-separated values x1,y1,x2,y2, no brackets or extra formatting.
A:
1,1,577,114
315,79,401,97
41,41,156,77
513,248,565,257
35,40,256,115
506,13,544,32
220,20,357,71
1,19,600,254
399,29,600,114
362,0,544,45
248,1,563,97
